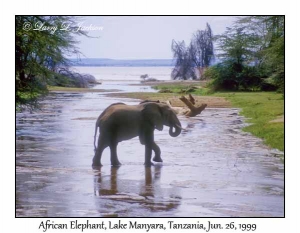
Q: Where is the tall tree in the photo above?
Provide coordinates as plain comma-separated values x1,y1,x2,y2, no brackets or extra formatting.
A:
236,16,284,90
16,16,87,104
258,16,284,90
171,23,214,80
171,40,196,80
206,16,284,91
207,22,262,90
215,24,259,71
191,23,214,68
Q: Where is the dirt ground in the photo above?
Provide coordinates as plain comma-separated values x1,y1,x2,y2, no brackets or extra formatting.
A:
269,115,284,123
105,92,232,108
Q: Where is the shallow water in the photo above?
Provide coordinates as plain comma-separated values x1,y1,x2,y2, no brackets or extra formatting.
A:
16,82,284,217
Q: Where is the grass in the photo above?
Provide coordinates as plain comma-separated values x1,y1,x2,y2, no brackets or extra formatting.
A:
153,84,212,95
215,92,284,152
153,83,284,152
48,86,93,92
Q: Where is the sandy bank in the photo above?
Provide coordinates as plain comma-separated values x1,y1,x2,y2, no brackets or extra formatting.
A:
105,92,231,108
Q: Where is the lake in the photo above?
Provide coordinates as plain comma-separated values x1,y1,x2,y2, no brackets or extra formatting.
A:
72,66,173,81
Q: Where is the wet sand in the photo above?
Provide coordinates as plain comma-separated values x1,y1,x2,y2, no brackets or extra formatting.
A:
16,83,284,217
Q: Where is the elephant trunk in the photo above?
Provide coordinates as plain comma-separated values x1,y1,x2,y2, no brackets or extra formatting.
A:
169,123,182,137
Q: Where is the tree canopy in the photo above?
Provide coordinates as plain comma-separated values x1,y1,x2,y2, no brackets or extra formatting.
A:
16,16,88,105
205,16,284,92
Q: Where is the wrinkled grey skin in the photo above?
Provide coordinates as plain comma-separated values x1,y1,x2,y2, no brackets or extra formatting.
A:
93,102,182,167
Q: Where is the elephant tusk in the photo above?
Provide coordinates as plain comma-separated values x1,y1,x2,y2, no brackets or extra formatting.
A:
175,124,184,130
174,124,188,132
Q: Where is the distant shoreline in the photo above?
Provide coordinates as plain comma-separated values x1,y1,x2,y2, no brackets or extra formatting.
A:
69,58,175,67
71,65,174,67
69,58,221,67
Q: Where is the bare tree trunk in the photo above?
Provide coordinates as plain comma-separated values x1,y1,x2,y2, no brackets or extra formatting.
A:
179,95,207,117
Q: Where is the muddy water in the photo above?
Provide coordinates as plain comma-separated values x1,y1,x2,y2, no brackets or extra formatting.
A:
16,82,284,217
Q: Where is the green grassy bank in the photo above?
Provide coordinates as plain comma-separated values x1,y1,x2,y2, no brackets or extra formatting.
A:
154,84,284,152
216,92,284,152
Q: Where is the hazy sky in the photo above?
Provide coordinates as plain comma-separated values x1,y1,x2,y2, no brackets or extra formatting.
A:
73,16,236,59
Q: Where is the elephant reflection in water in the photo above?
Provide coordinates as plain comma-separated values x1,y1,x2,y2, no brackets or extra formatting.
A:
93,167,161,197
93,166,180,212
139,166,161,198
93,167,119,196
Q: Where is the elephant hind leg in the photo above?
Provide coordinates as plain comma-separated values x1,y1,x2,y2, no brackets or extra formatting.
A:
152,142,163,162
92,136,108,167
92,146,105,167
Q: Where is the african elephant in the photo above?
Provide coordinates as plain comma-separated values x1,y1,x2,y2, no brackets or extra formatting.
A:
93,102,182,167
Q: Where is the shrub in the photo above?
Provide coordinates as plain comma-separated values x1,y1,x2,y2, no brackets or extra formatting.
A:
260,82,278,91
205,61,265,91
205,63,238,91
49,68,97,88
140,74,158,82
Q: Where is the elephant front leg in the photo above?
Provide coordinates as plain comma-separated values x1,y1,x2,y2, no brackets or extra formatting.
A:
110,140,122,167
152,142,163,162
144,144,154,167
144,129,154,167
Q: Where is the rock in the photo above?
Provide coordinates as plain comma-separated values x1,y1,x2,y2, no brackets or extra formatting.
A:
82,73,97,84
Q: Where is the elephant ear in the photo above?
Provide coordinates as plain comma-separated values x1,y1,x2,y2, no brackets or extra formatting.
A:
141,103,164,131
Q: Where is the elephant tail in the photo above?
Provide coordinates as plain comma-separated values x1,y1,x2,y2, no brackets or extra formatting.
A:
94,121,99,152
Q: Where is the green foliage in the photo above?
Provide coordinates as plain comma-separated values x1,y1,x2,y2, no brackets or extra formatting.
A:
47,73,75,87
205,62,263,91
215,25,259,66
16,76,48,105
205,63,233,90
239,16,284,92
16,16,88,106
153,84,211,95
261,36,284,91
209,16,284,92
